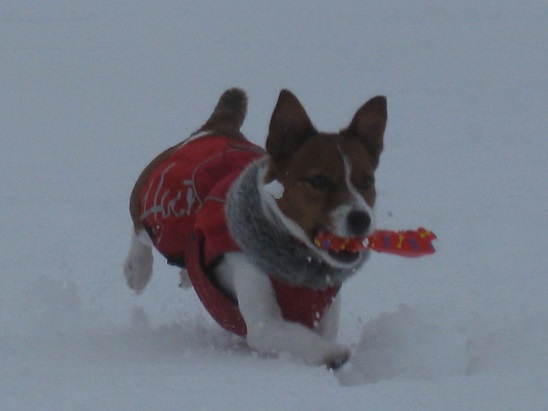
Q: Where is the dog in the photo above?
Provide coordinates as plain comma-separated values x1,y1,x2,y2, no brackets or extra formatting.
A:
124,88,387,368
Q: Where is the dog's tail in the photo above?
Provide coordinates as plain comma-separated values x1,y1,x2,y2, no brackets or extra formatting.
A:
199,88,248,139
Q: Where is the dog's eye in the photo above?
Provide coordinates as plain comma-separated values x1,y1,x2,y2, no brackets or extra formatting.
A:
307,175,333,191
357,176,374,191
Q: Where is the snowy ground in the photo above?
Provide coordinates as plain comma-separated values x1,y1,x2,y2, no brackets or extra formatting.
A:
1,1,547,410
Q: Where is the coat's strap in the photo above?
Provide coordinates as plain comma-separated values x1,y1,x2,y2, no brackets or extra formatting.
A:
185,233,248,337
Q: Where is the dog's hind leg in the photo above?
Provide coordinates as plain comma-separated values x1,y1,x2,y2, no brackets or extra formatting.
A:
123,230,153,293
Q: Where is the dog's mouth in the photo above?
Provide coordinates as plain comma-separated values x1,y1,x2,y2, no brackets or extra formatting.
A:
313,230,368,264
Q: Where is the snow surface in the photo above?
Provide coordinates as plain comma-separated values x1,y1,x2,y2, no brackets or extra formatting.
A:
1,1,547,410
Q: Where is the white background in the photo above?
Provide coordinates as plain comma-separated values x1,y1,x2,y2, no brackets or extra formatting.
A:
1,1,546,409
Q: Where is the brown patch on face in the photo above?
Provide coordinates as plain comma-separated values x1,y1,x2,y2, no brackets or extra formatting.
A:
263,89,387,242
266,134,359,241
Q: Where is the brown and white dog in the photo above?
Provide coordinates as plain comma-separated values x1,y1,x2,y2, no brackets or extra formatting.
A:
124,88,387,368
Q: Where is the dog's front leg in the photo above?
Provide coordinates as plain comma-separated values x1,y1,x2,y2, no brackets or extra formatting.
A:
316,293,341,343
221,252,350,368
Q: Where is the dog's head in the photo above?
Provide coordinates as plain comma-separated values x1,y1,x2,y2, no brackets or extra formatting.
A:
262,90,387,269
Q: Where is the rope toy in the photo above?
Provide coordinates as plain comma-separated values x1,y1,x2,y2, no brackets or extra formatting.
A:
314,227,437,257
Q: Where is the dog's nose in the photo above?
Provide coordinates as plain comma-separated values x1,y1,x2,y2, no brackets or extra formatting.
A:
347,210,371,236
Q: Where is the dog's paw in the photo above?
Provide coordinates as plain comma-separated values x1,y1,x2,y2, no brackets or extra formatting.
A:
124,257,152,293
305,343,350,369
178,269,193,289
123,245,153,294
324,347,351,370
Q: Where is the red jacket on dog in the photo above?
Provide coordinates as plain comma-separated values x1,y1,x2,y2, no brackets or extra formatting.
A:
138,134,339,336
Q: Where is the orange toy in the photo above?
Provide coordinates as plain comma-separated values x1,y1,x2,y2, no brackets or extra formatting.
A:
314,227,437,257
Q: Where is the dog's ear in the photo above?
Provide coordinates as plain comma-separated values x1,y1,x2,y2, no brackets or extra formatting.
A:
341,96,387,167
266,90,317,160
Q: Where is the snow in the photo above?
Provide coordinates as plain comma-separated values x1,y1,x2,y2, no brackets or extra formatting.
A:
264,179,285,200
1,1,547,410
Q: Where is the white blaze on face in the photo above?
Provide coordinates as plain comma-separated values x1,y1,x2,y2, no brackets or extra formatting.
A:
330,146,376,237
264,179,285,199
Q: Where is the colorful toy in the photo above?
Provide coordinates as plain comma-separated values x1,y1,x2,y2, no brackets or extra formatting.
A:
314,227,437,257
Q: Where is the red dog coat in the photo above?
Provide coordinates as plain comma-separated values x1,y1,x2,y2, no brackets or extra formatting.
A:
139,135,339,336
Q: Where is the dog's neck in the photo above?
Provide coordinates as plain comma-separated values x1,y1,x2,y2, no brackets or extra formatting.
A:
226,158,364,289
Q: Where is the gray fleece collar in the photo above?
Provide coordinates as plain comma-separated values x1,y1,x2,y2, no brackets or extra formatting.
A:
225,158,365,289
